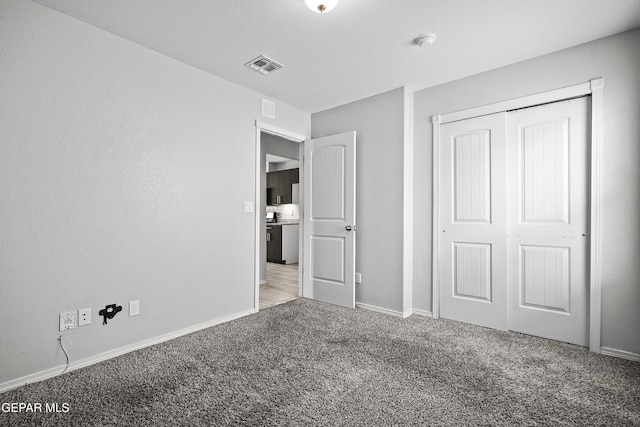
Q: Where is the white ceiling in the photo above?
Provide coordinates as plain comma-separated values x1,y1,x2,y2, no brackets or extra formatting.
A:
33,0,640,113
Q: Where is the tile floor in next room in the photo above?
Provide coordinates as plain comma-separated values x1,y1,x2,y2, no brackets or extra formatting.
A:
259,262,299,310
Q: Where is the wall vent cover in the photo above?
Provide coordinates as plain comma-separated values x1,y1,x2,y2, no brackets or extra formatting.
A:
245,55,283,75
262,99,276,119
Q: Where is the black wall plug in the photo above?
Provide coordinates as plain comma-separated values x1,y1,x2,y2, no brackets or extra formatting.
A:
99,304,122,325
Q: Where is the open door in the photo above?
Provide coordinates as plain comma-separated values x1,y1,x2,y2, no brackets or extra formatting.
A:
302,131,356,308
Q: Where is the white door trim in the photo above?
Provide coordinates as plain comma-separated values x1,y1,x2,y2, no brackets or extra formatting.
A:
431,114,441,320
431,79,604,353
438,81,593,124
588,79,604,353
254,121,307,312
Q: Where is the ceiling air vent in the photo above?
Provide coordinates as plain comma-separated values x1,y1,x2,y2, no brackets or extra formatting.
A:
245,55,283,75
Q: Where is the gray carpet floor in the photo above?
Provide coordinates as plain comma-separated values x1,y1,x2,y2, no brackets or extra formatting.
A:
2,298,639,426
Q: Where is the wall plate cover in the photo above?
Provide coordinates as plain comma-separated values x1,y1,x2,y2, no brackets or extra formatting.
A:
78,308,91,326
129,300,140,316
59,311,75,331
261,98,276,118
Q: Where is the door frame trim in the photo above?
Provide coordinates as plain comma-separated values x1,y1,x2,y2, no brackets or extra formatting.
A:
254,121,307,312
431,79,604,353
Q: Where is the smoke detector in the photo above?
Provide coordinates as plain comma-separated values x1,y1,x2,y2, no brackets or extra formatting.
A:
415,34,436,47
245,55,284,75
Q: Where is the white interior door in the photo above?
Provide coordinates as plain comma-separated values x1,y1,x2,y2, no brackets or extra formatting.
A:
302,131,356,308
439,113,508,330
506,97,589,346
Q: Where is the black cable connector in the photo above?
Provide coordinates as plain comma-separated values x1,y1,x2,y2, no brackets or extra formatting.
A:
99,304,122,325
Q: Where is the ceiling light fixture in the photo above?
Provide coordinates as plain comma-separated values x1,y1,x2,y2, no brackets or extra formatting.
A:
415,34,436,47
305,0,339,13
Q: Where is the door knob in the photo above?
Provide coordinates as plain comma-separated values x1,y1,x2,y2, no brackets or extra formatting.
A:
345,225,356,231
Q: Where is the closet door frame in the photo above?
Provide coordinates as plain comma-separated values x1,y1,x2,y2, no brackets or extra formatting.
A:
431,78,604,353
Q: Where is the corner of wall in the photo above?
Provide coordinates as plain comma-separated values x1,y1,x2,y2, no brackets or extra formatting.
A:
402,87,415,313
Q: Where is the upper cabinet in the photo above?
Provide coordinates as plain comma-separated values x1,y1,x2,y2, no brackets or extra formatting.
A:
267,168,299,205
266,170,278,204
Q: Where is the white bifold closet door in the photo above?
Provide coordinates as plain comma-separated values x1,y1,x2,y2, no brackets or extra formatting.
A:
439,112,508,331
439,97,589,346
506,98,589,346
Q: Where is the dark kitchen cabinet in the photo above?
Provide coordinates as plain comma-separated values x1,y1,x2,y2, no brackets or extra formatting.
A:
267,168,298,205
267,224,299,264
266,170,278,204
266,225,282,263
279,170,292,204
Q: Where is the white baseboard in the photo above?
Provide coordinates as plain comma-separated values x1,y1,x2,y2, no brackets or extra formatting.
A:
412,309,433,318
356,302,410,318
600,347,640,362
0,308,256,394
356,303,433,319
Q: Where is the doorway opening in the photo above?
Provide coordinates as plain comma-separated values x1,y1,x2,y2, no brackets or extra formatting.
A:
262,151,300,309
255,123,306,312
254,122,358,310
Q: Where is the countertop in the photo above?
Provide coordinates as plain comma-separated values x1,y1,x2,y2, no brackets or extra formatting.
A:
266,221,299,226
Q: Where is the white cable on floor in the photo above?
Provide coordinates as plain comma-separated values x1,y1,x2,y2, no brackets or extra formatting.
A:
58,334,71,375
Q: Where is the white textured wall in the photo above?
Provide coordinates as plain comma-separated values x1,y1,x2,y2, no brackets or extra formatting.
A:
312,88,406,312
413,28,640,356
0,0,309,386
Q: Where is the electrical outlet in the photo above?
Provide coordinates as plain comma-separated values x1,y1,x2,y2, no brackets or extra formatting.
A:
355,272,362,284
59,311,75,331
78,308,91,326
129,300,140,316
